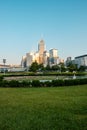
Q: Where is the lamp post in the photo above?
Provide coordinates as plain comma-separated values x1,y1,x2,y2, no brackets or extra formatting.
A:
3,59,6,74
59,64,61,73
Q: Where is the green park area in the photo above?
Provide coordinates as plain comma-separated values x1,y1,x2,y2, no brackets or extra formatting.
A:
0,85,87,130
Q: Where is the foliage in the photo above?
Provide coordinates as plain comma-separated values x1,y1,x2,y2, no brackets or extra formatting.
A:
51,65,60,71
38,63,44,71
45,64,51,71
78,66,87,72
9,80,20,87
58,63,67,72
32,80,40,87
0,76,4,81
67,63,78,72
29,62,45,72
29,61,39,72
0,78,87,88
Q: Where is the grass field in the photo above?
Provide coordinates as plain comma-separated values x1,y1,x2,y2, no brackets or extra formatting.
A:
0,85,87,130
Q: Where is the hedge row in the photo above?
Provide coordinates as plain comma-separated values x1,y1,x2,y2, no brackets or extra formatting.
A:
0,72,86,77
0,78,87,87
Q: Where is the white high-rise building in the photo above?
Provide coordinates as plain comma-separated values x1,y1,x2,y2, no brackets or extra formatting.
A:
49,49,58,58
43,51,49,67
49,49,59,66
21,56,26,68
26,52,35,67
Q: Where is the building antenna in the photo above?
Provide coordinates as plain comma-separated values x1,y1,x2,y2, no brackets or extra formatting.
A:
41,33,44,40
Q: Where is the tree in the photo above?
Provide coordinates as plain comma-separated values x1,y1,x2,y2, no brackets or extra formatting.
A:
59,63,66,72
78,66,87,72
57,63,67,72
29,61,39,72
45,64,51,71
67,63,77,72
51,65,60,71
38,63,44,71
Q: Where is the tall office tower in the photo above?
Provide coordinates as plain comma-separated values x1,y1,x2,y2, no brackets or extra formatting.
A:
38,39,45,55
43,51,49,67
38,39,45,64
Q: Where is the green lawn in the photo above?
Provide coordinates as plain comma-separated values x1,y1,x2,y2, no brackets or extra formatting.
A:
0,85,87,130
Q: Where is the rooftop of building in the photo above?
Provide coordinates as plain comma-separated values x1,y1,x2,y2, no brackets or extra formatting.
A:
49,48,58,51
39,39,45,44
75,54,87,59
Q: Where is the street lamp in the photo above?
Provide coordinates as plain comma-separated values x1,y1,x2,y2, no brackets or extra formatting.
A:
3,59,6,74
59,64,61,73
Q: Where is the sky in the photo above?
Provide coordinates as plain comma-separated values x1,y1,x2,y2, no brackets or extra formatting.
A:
0,0,87,65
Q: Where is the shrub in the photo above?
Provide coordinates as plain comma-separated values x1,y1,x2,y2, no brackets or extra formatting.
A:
0,78,87,88
9,80,20,87
0,76,4,81
44,81,52,87
21,81,32,87
52,80,65,87
32,80,40,87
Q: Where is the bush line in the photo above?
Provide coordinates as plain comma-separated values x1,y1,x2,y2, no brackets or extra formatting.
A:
0,78,87,87
0,72,86,77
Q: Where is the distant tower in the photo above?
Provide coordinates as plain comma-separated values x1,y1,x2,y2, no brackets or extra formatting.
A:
38,39,45,64
38,39,45,55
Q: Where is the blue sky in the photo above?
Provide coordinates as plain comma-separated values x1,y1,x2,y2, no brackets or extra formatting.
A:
0,0,87,64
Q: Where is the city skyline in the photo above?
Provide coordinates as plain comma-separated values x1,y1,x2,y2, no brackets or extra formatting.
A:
21,39,60,68
0,0,87,65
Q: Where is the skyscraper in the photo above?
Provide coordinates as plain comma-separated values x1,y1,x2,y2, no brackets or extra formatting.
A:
38,39,45,64
38,39,45,55
43,51,49,67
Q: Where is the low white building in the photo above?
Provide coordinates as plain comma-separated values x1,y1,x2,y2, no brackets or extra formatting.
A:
75,55,87,68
